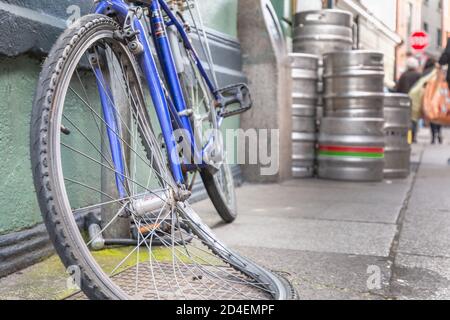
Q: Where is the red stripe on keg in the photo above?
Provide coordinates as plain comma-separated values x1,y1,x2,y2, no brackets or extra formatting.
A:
319,145,384,154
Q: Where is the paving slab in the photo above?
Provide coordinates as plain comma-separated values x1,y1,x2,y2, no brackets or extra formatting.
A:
0,255,72,300
391,254,450,300
392,136,450,300
233,246,392,300
398,145,450,258
398,208,450,258
405,146,450,211
194,169,413,258
201,215,397,257
196,178,412,226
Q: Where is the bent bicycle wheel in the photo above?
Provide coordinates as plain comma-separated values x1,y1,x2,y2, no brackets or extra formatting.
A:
168,14,238,223
31,14,295,300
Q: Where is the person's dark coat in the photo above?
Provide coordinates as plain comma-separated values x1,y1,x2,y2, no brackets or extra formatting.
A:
438,38,450,84
396,70,421,94
423,58,436,77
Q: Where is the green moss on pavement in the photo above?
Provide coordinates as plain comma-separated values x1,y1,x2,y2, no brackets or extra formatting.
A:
0,246,188,300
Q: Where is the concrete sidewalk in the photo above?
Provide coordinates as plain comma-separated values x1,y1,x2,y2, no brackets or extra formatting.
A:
193,146,419,300
1,130,449,300
193,131,450,300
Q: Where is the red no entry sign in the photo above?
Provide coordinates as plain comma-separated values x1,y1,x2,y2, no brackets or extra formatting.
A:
410,31,429,51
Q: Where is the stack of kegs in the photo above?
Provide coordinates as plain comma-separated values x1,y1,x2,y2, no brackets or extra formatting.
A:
318,51,386,182
293,9,354,125
290,53,320,178
383,94,412,179
293,9,354,56
292,9,354,178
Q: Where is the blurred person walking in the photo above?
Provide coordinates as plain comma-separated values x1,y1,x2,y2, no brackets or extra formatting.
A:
422,58,443,144
431,39,450,144
438,37,450,87
397,57,421,94
423,58,436,77
398,57,422,143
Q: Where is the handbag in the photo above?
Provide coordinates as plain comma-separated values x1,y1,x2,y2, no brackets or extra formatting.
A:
409,70,436,121
423,68,450,125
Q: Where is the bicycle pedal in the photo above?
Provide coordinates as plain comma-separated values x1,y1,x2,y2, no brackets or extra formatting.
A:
215,83,252,118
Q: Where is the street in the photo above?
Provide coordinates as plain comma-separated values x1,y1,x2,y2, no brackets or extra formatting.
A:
0,129,448,300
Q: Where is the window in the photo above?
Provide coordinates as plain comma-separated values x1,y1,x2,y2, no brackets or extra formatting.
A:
424,22,429,32
437,28,442,47
406,2,413,36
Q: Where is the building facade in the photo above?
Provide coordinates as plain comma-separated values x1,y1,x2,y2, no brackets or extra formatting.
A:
292,0,450,84
396,0,450,77
396,0,423,77
294,0,401,88
421,0,447,58
335,0,402,88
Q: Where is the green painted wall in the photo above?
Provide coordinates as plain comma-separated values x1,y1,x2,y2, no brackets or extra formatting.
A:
271,0,292,37
198,0,241,136
0,56,42,234
271,0,285,19
198,0,288,38
198,0,238,37
0,57,105,235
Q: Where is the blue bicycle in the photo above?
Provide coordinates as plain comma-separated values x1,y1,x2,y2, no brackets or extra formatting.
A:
30,0,294,300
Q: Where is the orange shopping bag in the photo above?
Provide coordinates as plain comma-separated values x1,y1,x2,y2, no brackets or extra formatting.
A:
423,68,450,125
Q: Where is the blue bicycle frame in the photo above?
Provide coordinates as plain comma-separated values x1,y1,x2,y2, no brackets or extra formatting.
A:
93,0,219,198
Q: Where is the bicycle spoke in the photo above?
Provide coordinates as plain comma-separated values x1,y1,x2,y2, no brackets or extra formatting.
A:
65,177,115,201
86,202,129,247
68,86,172,189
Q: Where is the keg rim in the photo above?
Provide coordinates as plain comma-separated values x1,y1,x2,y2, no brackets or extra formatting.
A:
323,71,385,79
383,93,412,109
324,92,386,99
292,73,320,80
289,52,322,60
292,93,319,100
293,35,354,43
293,104,319,110
384,126,411,131
385,146,412,152
321,117,385,122
294,9,354,19
323,50,384,58
292,132,317,140
383,93,411,99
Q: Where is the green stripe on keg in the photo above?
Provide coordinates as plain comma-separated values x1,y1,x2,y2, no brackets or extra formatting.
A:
319,146,384,159
319,151,385,159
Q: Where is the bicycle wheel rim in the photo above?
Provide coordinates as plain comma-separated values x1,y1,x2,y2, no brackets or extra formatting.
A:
214,160,238,213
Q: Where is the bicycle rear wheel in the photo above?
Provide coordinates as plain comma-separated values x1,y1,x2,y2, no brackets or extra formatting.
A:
31,14,295,300
168,15,238,223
